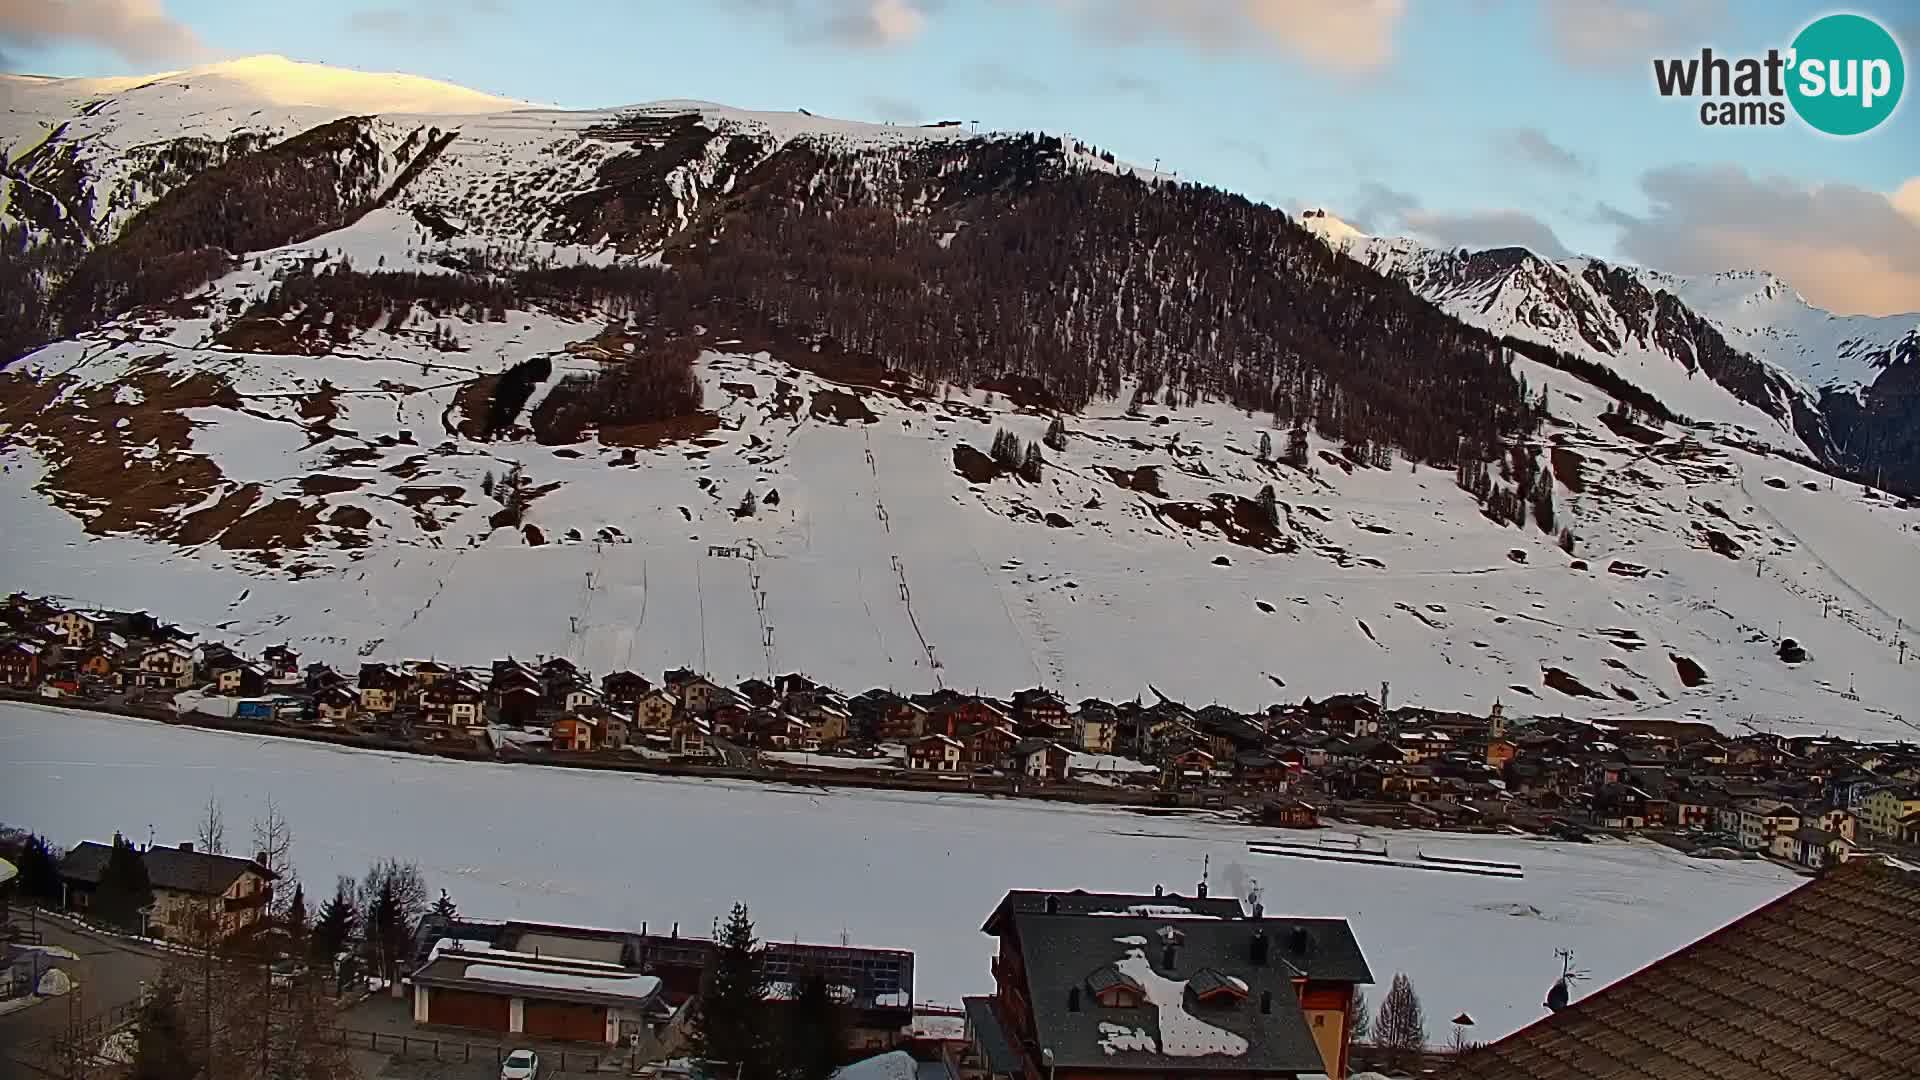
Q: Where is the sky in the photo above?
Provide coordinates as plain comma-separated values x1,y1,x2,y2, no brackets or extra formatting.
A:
3,0,1919,316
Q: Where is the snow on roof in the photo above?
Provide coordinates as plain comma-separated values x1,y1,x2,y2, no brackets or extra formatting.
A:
1087,906,1223,919
832,1051,919,1080
460,962,660,1002
1111,947,1249,1057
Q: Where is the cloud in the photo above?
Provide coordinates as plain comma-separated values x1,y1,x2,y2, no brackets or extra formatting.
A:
734,0,930,48
1498,127,1587,174
1098,72,1161,101
1346,181,1419,232
861,93,923,122
346,2,507,42
1402,207,1572,258
966,62,1050,97
1049,0,1406,74
1603,164,1920,316
0,0,205,65
1543,0,1724,69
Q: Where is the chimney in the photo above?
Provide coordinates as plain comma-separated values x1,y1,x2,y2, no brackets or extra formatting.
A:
1045,894,1060,915
1154,884,1165,898
1260,990,1272,1015
179,842,193,852
1250,928,1270,967
1289,927,1310,955
1067,987,1081,1012
1162,944,1178,969
1197,880,1208,899
1252,901,1265,920
255,850,268,867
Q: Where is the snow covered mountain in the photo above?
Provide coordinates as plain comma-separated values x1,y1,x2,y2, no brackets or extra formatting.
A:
2,60,1917,743
1299,210,1920,487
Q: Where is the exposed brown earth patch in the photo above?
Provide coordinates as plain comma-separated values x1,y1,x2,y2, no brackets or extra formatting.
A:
218,498,323,558
953,444,1006,484
173,484,262,545
1100,465,1165,497
1670,653,1708,687
810,388,877,425
299,474,369,495
1543,667,1604,698
598,412,721,448
1152,494,1297,553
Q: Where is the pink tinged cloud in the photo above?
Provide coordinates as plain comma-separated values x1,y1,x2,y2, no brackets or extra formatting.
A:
0,0,206,65
1056,0,1406,74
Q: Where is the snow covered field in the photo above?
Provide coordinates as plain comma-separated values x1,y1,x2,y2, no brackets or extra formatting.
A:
0,702,1801,1040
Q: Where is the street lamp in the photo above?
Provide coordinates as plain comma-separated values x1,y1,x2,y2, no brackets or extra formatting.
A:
1042,1047,1055,1080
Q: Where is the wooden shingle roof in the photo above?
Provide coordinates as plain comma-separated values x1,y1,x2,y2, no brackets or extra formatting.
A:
1443,858,1920,1080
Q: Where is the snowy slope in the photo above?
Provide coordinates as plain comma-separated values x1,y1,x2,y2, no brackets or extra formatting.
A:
0,702,1805,1043
1300,212,1819,453
1649,267,1920,398
1,64,1916,742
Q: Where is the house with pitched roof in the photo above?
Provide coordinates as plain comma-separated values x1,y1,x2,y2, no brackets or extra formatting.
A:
969,888,1372,1079
1441,858,1919,1080
59,840,276,941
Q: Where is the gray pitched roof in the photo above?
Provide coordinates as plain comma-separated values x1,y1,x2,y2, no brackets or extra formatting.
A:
981,889,1245,932
1008,912,1327,1072
60,841,273,894
962,996,1019,1075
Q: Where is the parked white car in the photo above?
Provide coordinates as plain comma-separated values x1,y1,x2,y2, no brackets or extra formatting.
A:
501,1049,540,1080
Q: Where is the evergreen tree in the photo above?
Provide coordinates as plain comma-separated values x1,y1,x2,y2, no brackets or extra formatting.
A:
14,833,60,904
697,903,769,1078
96,833,154,932
1256,483,1279,529
1558,527,1576,554
738,490,758,517
1531,481,1556,533
1349,987,1371,1043
1020,442,1044,482
430,889,458,921
1256,431,1272,463
1043,416,1067,452
1373,972,1427,1071
1286,425,1309,467
287,884,308,950
132,982,198,1080
783,972,844,1080
481,471,495,498
311,876,358,970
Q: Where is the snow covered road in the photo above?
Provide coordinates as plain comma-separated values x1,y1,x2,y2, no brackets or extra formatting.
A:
0,702,1801,1041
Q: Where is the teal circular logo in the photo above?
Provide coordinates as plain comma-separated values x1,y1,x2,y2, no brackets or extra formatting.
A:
1788,13,1904,135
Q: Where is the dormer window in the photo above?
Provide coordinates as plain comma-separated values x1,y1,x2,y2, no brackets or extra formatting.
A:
1187,968,1251,1007
1086,964,1145,1008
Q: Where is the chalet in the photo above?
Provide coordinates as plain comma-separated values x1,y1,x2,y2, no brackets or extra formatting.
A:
600,670,651,705
1773,827,1849,869
75,644,121,684
133,644,195,690
1484,737,1518,769
357,664,406,715
421,679,486,728
1166,746,1217,784
1,640,43,688
61,839,276,942
965,724,1020,770
1259,797,1321,829
409,659,454,690
564,685,603,713
971,889,1373,1080
735,677,778,708
496,684,542,727
1590,784,1667,829
877,699,931,741
805,703,851,746
52,610,109,646
315,686,359,724
908,734,964,773
304,663,348,693
490,659,542,694
635,689,678,734
1013,739,1072,781
709,701,749,738
261,644,300,680
1013,688,1070,733
603,713,630,750
752,711,809,749
1733,799,1803,851
1235,753,1294,790
1862,784,1920,837
672,717,712,757
677,675,720,716
552,713,602,752
210,660,268,697
1444,860,1918,1080
1072,703,1118,755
